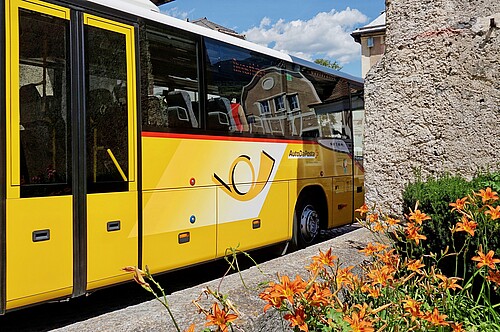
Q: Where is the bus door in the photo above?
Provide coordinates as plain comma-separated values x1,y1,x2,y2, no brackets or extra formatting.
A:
5,0,138,309
5,0,73,309
82,14,138,291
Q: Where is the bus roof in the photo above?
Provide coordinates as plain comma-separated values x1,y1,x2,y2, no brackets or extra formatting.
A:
85,0,363,84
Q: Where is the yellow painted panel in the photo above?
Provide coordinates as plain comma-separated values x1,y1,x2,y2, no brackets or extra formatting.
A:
141,136,291,190
332,176,353,227
143,188,216,274
6,196,73,303
6,287,71,310
17,0,70,19
217,181,288,256
87,191,138,290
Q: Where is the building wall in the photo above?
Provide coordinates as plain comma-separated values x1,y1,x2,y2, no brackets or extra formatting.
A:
360,35,385,78
364,0,500,213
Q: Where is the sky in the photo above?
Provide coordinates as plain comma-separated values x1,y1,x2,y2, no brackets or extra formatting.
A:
158,0,385,78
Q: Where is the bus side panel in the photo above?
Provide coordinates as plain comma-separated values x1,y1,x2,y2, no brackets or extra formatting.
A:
332,176,354,227
216,181,288,256
86,191,138,290
6,196,73,310
142,136,223,190
142,188,216,274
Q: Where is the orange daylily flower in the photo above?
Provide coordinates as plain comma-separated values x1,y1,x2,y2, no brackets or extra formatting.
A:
305,260,322,275
376,249,399,270
423,308,449,326
451,322,465,332
485,205,500,220
435,274,462,291
122,266,151,290
312,248,337,268
304,283,332,307
367,213,379,224
361,284,381,298
204,302,238,332
486,270,500,285
259,284,284,312
367,265,394,287
455,215,477,236
355,204,369,216
343,309,374,332
405,222,427,245
284,307,308,332
359,243,379,256
406,258,426,274
372,222,386,232
336,266,355,288
449,197,469,212
402,297,422,319
476,187,499,203
472,248,500,269
386,217,400,226
272,275,306,305
408,209,431,225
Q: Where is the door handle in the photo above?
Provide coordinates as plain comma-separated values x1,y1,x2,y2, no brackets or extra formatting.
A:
107,220,121,232
32,229,50,242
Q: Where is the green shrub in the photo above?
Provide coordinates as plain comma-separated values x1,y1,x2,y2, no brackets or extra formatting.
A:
401,171,500,276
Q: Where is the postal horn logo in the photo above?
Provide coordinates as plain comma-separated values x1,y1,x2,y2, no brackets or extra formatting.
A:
212,151,275,201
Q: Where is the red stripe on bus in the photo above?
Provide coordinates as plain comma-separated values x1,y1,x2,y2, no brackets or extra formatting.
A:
141,131,317,144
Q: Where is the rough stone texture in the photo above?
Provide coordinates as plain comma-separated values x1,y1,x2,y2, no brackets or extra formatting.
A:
364,0,500,214
51,226,374,332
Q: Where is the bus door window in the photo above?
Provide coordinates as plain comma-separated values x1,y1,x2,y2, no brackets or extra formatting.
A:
141,27,200,132
85,25,129,193
18,8,71,198
204,38,285,136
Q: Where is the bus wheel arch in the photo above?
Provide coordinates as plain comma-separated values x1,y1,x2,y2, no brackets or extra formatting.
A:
291,186,328,250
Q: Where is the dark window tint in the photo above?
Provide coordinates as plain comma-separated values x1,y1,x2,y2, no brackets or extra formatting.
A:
19,9,71,197
141,27,200,131
85,26,129,193
204,39,287,136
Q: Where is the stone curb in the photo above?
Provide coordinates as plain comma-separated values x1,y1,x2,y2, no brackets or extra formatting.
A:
53,226,375,332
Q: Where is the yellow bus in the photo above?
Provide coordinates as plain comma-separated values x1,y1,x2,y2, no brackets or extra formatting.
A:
0,0,364,312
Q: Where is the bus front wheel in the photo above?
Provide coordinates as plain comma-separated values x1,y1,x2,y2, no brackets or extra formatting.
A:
292,197,322,249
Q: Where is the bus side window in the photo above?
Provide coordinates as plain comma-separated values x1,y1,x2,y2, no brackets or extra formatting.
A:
141,27,200,132
203,38,284,136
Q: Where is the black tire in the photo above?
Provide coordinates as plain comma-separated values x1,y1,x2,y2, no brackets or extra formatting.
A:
292,195,323,250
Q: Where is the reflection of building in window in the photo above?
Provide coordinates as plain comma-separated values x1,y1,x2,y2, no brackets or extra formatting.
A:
188,17,246,40
242,67,322,137
351,12,386,78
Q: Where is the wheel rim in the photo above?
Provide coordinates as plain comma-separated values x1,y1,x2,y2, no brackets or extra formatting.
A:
299,204,319,243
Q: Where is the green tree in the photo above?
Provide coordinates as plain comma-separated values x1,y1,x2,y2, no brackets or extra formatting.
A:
314,58,342,70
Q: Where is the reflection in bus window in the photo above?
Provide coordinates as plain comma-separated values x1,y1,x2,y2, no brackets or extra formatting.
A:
204,38,283,135
141,27,200,131
18,9,71,198
85,25,129,193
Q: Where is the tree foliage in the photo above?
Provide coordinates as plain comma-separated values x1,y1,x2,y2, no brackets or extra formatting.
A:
314,58,342,70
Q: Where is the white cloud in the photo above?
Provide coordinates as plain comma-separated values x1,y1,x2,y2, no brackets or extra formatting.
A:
160,7,192,20
243,8,367,65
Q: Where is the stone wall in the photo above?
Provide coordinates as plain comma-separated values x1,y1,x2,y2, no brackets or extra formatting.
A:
364,0,500,213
